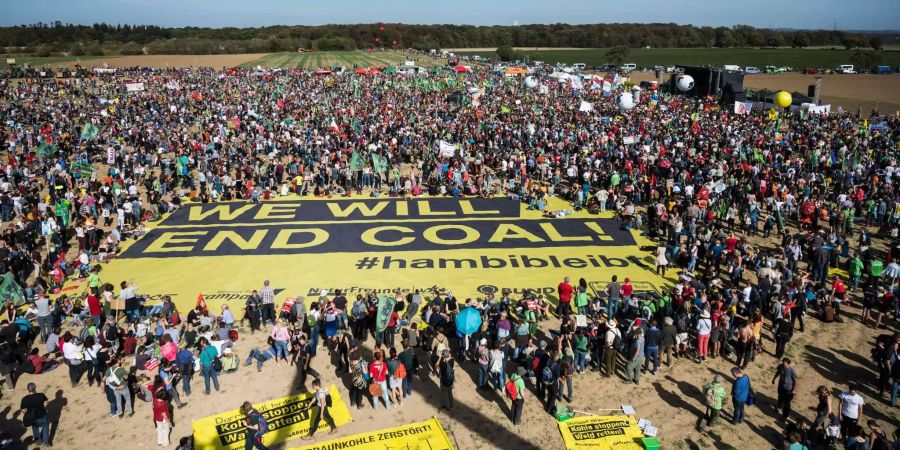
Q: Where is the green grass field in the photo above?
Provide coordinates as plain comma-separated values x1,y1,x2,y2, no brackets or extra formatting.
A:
0,55,109,69
241,51,447,69
456,48,900,70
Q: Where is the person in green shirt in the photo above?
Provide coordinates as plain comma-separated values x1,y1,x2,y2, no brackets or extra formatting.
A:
848,255,864,292
87,266,101,295
698,374,727,430
572,328,589,374
510,367,527,425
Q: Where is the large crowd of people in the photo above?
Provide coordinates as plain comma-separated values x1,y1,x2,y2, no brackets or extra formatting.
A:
0,63,899,449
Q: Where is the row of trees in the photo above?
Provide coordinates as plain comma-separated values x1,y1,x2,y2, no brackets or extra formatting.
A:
1,21,895,56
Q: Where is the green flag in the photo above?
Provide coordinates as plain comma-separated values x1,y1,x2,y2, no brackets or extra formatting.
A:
349,151,365,171
80,123,99,141
372,154,387,173
37,142,58,159
375,296,397,333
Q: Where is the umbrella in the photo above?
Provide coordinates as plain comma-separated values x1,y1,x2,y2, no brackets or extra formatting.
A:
354,68,368,75
455,307,482,335
384,67,396,74
453,66,470,73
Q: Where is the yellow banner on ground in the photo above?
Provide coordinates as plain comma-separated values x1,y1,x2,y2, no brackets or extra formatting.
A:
191,385,351,450
558,415,644,450
289,418,453,450
97,197,670,314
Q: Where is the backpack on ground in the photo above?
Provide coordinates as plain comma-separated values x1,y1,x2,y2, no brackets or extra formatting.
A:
229,329,239,342
505,379,518,401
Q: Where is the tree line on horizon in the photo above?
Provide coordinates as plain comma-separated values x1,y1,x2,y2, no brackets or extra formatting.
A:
0,21,893,56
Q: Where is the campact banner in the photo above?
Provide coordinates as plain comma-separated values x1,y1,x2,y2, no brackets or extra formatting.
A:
191,385,351,450
289,418,453,450
558,415,645,450
98,197,669,313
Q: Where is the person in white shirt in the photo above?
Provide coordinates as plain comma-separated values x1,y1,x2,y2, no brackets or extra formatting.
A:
838,384,865,437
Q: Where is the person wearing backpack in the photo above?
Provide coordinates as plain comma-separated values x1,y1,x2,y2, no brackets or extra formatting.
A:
543,351,560,414
348,354,370,409
698,374,727,430
604,319,621,378
176,346,194,396
438,350,455,411
301,378,337,441
197,337,220,395
623,327,644,385
105,358,133,417
240,400,269,450
507,366,527,425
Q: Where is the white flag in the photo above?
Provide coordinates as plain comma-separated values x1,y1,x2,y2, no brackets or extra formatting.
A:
125,82,144,92
579,101,594,112
438,140,457,158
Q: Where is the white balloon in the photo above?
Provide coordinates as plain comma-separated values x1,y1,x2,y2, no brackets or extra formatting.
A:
524,76,538,88
618,92,635,111
676,75,695,92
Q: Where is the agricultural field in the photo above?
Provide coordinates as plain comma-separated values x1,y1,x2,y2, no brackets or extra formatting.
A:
240,50,448,69
456,47,900,70
0,55,108,69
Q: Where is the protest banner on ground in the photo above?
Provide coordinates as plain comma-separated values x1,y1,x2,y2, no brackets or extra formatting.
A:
289,417,453,450
557,415,644,450
191,385,351,450
99,197,669,313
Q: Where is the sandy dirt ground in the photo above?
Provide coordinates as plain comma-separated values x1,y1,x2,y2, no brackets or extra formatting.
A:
629,72,900,113
0,208,897,450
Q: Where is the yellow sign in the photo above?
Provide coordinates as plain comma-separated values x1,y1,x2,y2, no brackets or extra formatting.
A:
557,415,644,450
289,418,453,450
191,385,352,450
99,197,669,313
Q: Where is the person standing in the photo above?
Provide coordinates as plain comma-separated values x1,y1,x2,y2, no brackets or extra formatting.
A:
731,366,750,425
105,358,133,418
259,280,276,326
557,277,573,318
773,318,794,358
604,319,620,378
439,350,455,411
698,375,727,430
838,384,865,438
368,352,391,409
34,295,52,343
152,389,171,447
623,327,644,385
240,401,269,450
771,358,798,422
509,366,526,426
19,383,50,447
696,310,712,360
301,379,337,441
606,276,621,320
659,317,677,367
642,319,661,375
198,337,220,395
245,291,262,334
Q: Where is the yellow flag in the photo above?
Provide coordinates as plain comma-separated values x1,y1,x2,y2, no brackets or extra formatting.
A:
768,109,778,121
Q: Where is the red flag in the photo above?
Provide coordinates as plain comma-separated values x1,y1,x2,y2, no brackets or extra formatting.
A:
196,294,208,313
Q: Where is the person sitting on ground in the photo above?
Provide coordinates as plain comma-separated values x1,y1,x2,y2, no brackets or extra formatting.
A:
244,346,278,372
220,347,239,373
22,347,59,375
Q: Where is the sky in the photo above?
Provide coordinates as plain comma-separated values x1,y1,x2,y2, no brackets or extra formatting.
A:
1,0,898,30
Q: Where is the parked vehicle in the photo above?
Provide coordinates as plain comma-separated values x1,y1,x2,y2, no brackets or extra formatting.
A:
723,65,742,72
744,66,761,74
835,64,856,74
572,63,586,71
873,65,892,74
620,63,637,72
594,64,616,72
666,66,676,73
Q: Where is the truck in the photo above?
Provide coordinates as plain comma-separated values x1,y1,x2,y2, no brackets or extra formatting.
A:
835,64,856,74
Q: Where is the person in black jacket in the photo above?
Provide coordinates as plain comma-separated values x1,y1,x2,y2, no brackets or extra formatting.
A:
773,318,794,358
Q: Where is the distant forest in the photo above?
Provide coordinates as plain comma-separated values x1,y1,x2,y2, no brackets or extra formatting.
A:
0,22,895,56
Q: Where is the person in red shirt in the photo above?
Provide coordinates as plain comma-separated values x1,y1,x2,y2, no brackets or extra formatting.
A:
86,292,101,328
152,390,171,447
622,278,634,315
557,277,574,318
725,232,739,253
